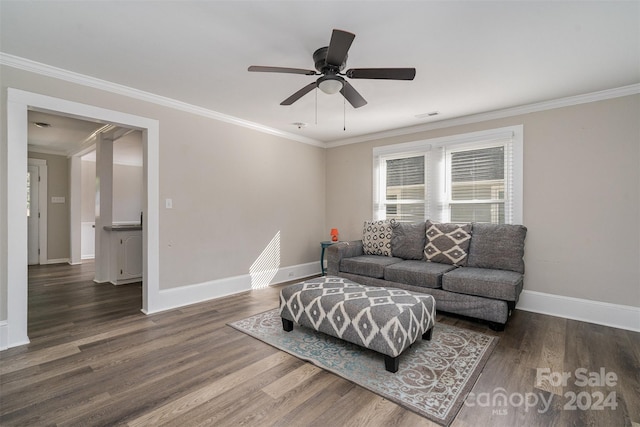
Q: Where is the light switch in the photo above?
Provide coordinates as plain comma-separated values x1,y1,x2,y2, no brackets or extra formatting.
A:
165,198,173,209
51,196,65,204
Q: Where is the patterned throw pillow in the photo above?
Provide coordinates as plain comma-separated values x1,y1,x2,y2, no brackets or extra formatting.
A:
424,220,472,266
362,219,395,256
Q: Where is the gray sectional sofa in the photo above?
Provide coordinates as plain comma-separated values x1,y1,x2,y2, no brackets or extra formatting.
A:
326,220,527,330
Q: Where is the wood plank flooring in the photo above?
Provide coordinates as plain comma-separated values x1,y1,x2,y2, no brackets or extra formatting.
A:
1,261,638,426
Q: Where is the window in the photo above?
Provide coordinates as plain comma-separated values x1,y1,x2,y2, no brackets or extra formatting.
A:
448,145,507,223
373,126,523,224
383,155,425,222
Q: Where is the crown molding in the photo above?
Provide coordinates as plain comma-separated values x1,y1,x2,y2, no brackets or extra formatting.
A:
0,52,324,148
4,52,638,150
326,83,640,148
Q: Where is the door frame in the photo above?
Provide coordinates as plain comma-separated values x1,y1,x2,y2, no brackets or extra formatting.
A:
27,158,47,265
6,88,160,348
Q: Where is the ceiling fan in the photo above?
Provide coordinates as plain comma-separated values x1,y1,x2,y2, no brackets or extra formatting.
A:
248,29,416,109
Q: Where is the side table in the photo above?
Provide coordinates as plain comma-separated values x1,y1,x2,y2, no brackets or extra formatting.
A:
320,241,337,276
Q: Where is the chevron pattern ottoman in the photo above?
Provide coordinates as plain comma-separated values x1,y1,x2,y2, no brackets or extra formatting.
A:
279,276,436,373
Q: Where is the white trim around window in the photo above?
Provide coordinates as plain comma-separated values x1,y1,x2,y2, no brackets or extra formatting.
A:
373,125,523,224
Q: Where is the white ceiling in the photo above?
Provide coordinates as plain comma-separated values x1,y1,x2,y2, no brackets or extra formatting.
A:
28,111,105,154
28,110,143,166
80,130,144,167
2,1,639,146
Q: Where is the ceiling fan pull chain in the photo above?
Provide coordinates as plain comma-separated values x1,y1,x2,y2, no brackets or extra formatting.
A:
315,87,318,125
343,97,346,131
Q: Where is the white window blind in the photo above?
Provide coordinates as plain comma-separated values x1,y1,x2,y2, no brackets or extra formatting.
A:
373,126,523,224
448,145,508,223
383,155,426,222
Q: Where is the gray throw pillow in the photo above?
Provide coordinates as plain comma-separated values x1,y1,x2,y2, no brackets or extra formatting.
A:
424,220,472,266
466,223,527,273
391,222,426,260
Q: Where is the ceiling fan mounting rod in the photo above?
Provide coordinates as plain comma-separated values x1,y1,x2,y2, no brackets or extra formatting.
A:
313,46,346,73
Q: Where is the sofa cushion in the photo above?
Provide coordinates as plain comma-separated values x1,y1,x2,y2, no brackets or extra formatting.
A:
384,260,456,289
362,220,395,256
467,223,527,273
424,220,472,266
442,267,523,302
391,222,426,260
340,255,404,279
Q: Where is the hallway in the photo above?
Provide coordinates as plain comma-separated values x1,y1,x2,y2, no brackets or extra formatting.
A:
27,261,142,340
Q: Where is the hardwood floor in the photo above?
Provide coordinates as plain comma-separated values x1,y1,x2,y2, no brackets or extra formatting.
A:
1,262,638,426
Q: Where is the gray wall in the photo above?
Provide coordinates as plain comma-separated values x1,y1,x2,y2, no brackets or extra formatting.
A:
27,152,70,261
326,95,640,308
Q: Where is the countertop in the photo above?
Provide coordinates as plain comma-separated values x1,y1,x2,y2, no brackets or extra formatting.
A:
103,224,142,231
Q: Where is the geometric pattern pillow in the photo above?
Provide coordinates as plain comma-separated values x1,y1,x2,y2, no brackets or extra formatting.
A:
424,220,472,266
362,219,395,257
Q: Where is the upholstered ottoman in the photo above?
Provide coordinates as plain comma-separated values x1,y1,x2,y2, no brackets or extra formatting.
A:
279,276,436,373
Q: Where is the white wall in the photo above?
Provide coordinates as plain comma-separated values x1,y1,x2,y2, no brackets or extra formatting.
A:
112,163,143,223
80,159,145,259
80,159,95,259
80,159,96,222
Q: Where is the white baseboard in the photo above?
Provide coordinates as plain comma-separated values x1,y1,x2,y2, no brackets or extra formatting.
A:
43,258,70,265
0,321,25,350
517,290,640,332
143,262,320,315
0,321,8,351
81,254,95,260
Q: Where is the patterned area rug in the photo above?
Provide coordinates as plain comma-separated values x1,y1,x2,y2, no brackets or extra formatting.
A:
229,309,498,426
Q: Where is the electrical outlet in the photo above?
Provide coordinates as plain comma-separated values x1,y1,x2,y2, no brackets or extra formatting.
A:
165,198,173,209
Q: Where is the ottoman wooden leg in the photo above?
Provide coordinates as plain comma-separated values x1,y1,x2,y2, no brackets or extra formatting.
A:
422,327,433,340
384,355,399,373
282,318,293,332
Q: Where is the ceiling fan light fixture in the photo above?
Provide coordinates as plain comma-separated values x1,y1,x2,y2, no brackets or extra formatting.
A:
317,75,344,95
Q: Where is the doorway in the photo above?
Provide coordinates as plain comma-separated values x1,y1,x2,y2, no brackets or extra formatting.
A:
6,88,160,348
27,164,39,265
27,159,48,265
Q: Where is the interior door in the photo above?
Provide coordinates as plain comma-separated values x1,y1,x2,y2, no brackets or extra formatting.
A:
27,165,39,265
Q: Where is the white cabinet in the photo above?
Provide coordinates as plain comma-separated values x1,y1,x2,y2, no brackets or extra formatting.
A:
105,226,142,285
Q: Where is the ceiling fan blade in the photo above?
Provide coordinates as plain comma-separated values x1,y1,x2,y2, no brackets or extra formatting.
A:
326,29,355,67
340,81,367,108
280,82,317,105
248,66,316,75
346,68,416,80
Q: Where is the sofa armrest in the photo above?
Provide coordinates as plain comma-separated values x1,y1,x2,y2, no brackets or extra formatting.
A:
326,240,364,276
